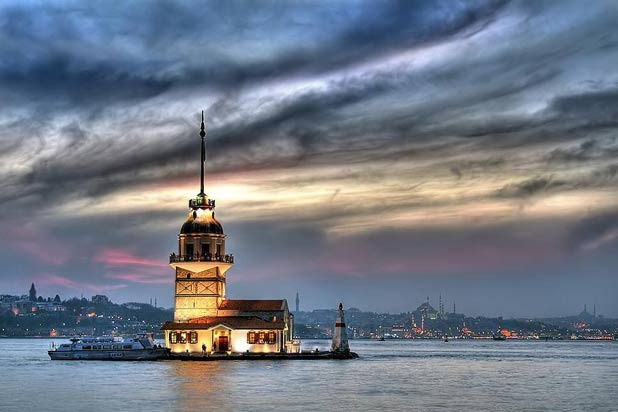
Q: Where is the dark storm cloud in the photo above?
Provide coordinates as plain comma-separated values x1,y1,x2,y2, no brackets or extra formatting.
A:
545,139,597,163
0,0,515,213
1,0,615,210
4,72,618,215
567,212,618,253
547,88,618,128
593,164,618,181
0,0,506,108
496,162,618,199
497,176,568,198
449,166,463,179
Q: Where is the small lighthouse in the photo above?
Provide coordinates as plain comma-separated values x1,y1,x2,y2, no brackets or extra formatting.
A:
331,303,350,353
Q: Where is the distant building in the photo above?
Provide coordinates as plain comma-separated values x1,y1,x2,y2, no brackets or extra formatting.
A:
12,300,37,314
36,302,66,312
92,295,110,304
412,300,439,327
0,295,21,312
0,295,20,304
576,305,596,322
162,113,296,355
29,283,37,302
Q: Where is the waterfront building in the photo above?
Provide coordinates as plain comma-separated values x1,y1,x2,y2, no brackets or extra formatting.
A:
162,113,296,354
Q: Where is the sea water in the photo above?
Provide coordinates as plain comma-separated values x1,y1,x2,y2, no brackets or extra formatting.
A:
0,338,616,411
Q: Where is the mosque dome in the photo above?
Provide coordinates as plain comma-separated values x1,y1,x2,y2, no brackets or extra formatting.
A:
180,209,224,235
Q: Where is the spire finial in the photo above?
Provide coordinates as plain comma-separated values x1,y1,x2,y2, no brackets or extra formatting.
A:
199,111,206,196
200,110,206,138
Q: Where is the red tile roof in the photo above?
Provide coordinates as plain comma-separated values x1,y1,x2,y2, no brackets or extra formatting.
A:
162,316,284,330
219,299,286,312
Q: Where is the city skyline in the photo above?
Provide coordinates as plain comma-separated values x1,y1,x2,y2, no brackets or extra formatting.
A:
0,1,617,317
0,282,610,320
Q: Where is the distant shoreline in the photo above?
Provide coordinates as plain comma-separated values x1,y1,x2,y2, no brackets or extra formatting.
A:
1,336,614,342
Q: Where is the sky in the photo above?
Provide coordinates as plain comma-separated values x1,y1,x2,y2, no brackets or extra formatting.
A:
0,0,617,317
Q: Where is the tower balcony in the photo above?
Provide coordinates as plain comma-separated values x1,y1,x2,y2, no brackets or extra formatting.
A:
169,253,234,264
189,197,215,209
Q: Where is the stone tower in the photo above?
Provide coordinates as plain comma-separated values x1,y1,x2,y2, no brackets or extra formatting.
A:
29,283,37,302
169,112,234,322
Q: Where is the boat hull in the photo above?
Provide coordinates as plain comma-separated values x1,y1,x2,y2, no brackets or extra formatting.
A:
48,348,168,361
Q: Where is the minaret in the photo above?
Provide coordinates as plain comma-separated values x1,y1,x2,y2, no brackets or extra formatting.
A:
295,291,300,312
170,112,234,322
331,303,350,353
593,304,596,318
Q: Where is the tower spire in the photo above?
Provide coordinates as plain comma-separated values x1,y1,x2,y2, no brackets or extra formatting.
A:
199,110,206,197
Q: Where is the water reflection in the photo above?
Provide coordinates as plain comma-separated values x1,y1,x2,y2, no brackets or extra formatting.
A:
0,339,616,412
168,362,234,411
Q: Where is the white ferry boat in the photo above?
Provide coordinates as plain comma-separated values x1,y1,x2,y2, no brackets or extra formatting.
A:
48,334,168,360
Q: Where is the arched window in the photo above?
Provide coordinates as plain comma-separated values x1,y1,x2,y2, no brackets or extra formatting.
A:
267,331,276,344
189,331,198,344
170,332,177,344
179,332,187,344
247,331,256,344
258,331,266,344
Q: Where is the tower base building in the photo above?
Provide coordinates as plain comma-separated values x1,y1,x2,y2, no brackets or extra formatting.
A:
162,113,297,354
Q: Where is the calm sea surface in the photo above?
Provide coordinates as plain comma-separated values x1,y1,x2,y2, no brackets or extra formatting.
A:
0,338,616,411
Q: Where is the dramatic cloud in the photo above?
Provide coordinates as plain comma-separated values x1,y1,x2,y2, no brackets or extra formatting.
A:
0,0,617,316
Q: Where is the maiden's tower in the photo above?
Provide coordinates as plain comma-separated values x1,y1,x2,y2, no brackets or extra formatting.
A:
162,112,296,355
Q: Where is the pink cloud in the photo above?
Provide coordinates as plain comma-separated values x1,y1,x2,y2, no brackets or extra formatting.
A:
105,272,171,285
95,248,167,268
37,273,127,292
94,248,171,284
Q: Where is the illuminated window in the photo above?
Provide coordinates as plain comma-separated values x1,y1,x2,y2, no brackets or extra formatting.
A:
170,332,177,344
180,332,187,344
258,331,266,344
189,331,198,344
267,331,276,344
247,331,256,344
